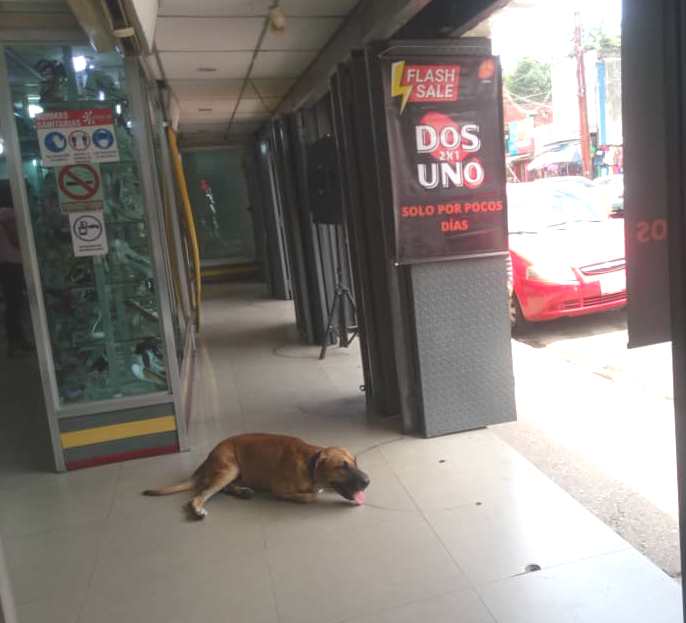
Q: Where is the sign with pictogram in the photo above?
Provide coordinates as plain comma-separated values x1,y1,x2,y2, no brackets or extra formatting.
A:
36,108,120,166
68,210,108,257
57,164,104,212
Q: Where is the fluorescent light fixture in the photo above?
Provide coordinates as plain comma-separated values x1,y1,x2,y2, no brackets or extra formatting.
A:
0,139,4,156
72,55,87,73
115,104,122,115
98,90,105,101
196,67,217,73
28,104,44,118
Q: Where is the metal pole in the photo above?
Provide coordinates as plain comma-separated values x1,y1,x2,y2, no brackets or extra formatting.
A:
575,12,593,177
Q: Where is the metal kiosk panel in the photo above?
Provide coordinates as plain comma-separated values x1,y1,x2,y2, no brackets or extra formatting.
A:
368,39,516,436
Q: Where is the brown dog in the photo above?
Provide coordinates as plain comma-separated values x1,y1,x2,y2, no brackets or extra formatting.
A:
143,433,370,519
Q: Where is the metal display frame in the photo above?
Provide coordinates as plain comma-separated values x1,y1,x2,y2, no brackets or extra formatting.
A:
146,82,197,429
0,40,191,469
0,44,65,471
126,58,189,451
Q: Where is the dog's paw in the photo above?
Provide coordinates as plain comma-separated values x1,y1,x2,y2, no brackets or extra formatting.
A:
187,503,208,520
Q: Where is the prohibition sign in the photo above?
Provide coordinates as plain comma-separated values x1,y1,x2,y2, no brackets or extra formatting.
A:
72,213,103,242
58,164,100,201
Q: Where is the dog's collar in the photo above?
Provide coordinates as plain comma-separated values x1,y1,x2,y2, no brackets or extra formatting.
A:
308,450,322,483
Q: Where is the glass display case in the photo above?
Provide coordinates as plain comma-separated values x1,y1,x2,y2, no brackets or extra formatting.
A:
0,42,191,470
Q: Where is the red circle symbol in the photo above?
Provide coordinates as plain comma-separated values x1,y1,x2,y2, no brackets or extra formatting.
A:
478,58,496,81
419,111,465,163
58,164,100,200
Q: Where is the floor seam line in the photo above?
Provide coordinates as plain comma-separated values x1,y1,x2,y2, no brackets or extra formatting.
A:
378,442,487,598
261,521,284,623
73,465,121,623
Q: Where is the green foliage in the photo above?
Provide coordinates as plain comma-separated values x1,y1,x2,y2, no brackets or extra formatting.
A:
504,57,552,104
585,27,621,58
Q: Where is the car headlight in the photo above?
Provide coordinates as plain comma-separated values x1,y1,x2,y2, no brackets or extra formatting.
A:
525,264,578,284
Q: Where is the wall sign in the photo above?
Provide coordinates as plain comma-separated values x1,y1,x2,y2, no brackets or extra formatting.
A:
57,163,104,212
36,108,120,167
68,210,108,257
382,55,508,264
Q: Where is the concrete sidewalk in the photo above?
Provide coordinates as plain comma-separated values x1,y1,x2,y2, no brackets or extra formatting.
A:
498,339,680,576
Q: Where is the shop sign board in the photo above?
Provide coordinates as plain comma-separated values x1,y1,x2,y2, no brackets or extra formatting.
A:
57,164,104,212
68,210,108,257
36,108,120,167
507,118,535,157
381,55,509,264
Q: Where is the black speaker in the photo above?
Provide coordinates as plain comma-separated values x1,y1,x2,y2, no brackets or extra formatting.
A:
308,135,342,225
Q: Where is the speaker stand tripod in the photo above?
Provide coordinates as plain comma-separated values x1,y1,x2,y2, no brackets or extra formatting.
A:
319,267,358,360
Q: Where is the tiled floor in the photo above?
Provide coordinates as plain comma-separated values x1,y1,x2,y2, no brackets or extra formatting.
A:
0,282,682,623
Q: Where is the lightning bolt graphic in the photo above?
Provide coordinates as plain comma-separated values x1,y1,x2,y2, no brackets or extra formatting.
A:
391,61,412,114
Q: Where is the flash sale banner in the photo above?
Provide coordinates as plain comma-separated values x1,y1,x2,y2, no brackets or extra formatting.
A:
382,55,509,264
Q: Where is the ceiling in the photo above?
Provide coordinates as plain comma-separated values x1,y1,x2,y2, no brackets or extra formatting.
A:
153,0,361,144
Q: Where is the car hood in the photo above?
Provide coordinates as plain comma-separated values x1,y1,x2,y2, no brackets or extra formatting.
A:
509,219,625,269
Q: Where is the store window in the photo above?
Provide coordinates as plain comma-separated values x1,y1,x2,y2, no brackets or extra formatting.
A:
182,148,255,265
4,45,169,404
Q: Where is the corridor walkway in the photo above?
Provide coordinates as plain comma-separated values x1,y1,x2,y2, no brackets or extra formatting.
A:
0,282,681,623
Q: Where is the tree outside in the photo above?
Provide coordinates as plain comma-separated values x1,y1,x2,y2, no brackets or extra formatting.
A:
504,57,552,105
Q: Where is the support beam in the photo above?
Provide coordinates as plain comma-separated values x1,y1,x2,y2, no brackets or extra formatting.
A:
395,0,508,39
276,0,433,113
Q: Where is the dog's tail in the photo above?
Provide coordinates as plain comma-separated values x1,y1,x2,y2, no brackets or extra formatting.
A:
142,479,194,496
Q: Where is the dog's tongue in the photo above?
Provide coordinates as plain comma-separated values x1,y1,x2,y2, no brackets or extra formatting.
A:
353,490,366,506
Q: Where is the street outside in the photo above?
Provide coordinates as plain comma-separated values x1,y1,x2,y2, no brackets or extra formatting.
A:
497,311,680,578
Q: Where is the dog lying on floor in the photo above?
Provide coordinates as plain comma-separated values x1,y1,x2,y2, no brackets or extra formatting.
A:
143,433,370,519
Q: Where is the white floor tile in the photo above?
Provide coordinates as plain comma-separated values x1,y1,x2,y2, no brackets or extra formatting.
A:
478,549,682,623
265,510,469,623
4,523,99,607
345,589,496,623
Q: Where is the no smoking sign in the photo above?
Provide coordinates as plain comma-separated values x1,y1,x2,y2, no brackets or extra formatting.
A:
57,163,104,212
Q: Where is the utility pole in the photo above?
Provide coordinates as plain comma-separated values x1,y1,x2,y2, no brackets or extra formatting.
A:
574,11,592,178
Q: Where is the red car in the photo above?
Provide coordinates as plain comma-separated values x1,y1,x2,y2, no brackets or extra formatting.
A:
507,178,626,329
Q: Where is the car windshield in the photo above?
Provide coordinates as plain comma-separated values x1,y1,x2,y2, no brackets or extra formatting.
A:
507,181,605,233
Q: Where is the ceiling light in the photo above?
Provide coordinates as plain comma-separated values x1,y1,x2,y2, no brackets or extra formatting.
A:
0,139,4,156
28,104,44,119
269,6,287,31
198,108,213,112
113,26,136,38
72,55,87,73
196,67,217,73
